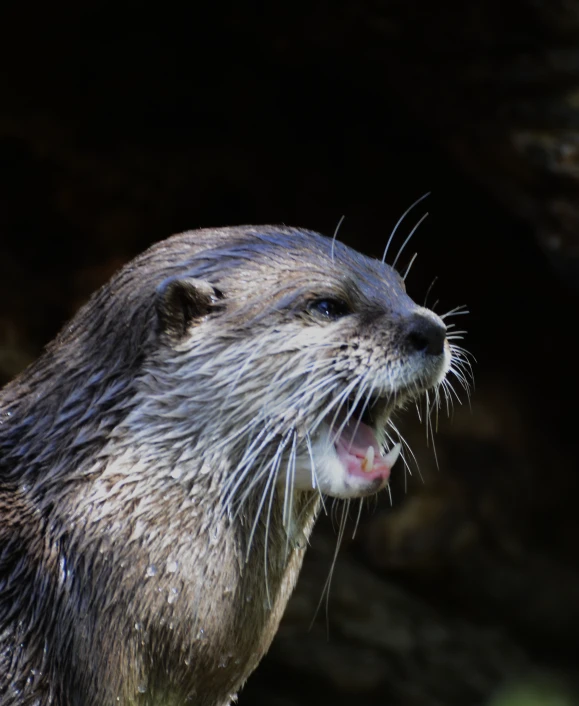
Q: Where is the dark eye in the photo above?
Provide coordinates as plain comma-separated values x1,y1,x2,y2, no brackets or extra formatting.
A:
308,298,351,320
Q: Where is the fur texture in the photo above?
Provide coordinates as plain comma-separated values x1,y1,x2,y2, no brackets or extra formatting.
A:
0,226,457,705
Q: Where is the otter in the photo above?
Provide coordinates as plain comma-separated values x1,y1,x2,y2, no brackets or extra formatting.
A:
0,225,459,705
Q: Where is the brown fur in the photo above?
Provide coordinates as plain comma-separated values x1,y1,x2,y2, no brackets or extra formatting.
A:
0,226,451,705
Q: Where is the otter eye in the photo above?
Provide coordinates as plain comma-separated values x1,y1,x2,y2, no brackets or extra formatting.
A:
308,298,351,320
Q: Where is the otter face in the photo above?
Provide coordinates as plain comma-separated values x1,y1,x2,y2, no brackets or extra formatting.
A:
147,226,462,509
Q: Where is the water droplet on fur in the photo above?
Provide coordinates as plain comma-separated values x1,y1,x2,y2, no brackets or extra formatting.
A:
134,622,143,632
196,628,205,640
145,565,157,578
167,587,179,604
166,559,178,573
223,585,233,595
58,556,67,585
137,683,147,693
170,467,183,480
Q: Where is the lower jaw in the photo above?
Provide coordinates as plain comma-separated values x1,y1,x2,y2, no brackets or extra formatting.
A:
340,475,387,498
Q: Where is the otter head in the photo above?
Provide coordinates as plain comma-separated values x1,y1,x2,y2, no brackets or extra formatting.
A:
130,226,453,519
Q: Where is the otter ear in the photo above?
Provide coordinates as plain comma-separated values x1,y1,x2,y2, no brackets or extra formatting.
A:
156,277,223,339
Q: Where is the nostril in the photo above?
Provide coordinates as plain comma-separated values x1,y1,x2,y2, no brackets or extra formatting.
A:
407,330,431,352
406,314,446,356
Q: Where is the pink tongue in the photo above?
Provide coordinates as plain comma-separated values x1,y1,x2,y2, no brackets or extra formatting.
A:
335,418,391,481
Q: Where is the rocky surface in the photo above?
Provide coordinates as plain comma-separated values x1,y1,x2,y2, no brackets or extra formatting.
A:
1,1,579,704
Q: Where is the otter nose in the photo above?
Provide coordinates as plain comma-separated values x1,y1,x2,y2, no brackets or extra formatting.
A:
405,313,446,356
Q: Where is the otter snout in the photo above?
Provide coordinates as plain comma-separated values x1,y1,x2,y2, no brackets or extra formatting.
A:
404,310,447,357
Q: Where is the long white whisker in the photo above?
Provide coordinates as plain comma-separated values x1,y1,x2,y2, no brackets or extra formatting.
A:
283,431,298,560
330,373,372,447
423,276,438,308
392,212,429,271
246,454,279,565
382,191,430,264
263,450,281,608
352,498,365,539
306,433,327,514
402,252,418,281
439,307,469,320
309,499,350,635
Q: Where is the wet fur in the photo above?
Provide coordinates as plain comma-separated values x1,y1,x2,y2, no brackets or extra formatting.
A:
0,226,463,705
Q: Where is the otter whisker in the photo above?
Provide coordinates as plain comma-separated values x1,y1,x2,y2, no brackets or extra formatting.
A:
402,252,418,281
382,191,430,264
309,498,350,636
282,430,298,539
442,376,463,406
449,342,475,358
230,446,281,516
330,372,373,446
219,337,277,411
450,350,473,369
438,379,452,416
449,343,476,369
423,276,438,308
245,431,292,561
450,356,475,379
310,377,361,437
300,378,346,434
424,390,440,469
431,386,441,434
439,305,469,320
259,358,342,428
214,409,272,456
305,432,327,513
262,349,336,398
223,424,284,511
284,370,346,412
386,419,420,481
331,214,346,262
352,497,365,539
414,396,424,423
330,497,341,530
448,365,471,395
263,447,281,608
391,212,429,272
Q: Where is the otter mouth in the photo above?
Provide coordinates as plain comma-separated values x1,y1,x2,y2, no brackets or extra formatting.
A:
332,396,401,485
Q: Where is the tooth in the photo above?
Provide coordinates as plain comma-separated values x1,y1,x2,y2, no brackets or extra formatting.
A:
384,442,401,469
361,446,374,473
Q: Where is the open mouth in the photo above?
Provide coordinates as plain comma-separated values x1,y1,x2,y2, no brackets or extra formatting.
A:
332,396,401,484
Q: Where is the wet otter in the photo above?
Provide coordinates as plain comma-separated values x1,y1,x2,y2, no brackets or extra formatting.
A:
0,225,459,705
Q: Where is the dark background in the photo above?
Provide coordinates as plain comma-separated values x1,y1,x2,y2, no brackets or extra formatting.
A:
1,2,579,704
